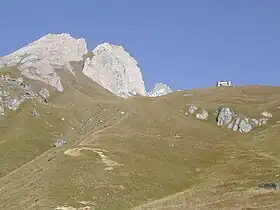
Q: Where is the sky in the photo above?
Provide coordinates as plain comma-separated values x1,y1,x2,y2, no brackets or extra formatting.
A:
0,0,279,91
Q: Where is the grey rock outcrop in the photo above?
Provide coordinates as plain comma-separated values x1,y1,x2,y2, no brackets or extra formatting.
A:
261,111,272,118
189,105,198,114
260,118,268,125
232,117,241,131
148,83,172,97
238,119,252,132
189,105,271,133
0,33,151,99
5,98,21,111
196,109,209,120
251,118,260,126
82,43,146,98
216,107,252,132
0,74,47,115
217,107,234,126
251,118,268,126
187,105,208,120
0,33,87,92
39,88,50,102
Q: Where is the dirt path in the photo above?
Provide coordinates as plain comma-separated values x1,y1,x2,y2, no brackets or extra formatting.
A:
0,108,129,182
80,111,129,145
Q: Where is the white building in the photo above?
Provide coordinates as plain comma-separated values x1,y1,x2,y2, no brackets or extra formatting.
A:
216,80,232,87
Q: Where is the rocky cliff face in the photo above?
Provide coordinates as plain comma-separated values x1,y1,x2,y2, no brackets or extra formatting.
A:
0,33,87,92
0,33,173,99
0,74,49,116
148,82,172,97
82,43,146,98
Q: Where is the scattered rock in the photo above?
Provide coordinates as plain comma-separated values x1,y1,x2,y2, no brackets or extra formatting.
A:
0,89,9,97
196,109,209,120
174,133,180,138
258,182,280,190
45,121,53,127
119,185,125,190
228,117,252,132
39,88,50,102
5,98,21,111
189,105,198,114
238,119,252,132
0,74,49,115
261,111,272,118
260,118,268,125
188,105,266,133
232,118,241,132
251,118,268,126
120,111,125,115
251,118,260,126
32,109,39,117
47,156,55,162
228,122,234,129
54,139,66,147
96,119,104,126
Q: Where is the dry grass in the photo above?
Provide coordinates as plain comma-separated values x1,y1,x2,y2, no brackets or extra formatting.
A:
1,77,280,210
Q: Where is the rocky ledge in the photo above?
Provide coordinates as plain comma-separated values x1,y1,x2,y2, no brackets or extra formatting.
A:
0,74,49,116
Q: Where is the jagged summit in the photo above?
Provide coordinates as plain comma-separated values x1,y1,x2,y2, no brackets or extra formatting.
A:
148,82,173,97
0,33,172,98
94,42,124,51
82,42,146,98
0,33,87,92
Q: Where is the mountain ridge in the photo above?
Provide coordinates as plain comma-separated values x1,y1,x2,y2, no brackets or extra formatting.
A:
2,33,280,209
0,33,172,98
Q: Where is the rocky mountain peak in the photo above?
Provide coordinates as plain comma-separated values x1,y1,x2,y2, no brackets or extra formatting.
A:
148,82,173,97
93,42,121,52
0,33,173,99
82,42,146,98
0,33,88,92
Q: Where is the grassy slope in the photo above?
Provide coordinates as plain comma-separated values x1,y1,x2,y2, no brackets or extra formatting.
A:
1,83,280,209
0,66,121,178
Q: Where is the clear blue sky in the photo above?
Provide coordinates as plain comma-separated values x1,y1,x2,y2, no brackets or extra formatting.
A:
1,1,279,91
